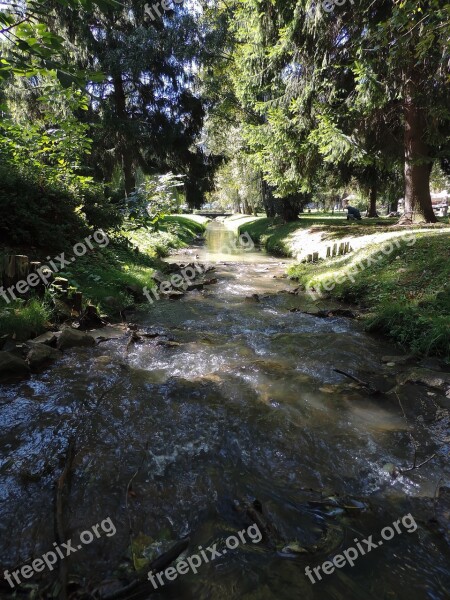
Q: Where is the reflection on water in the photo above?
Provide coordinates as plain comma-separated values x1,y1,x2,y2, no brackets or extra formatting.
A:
178,221,278,264
0,222,448,599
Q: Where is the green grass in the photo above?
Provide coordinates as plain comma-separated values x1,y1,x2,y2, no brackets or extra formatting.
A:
125,215,207,258
235,213,372,256
56,240,160,314
288,232,450,360
0,298,51,341
0,215,207,340
234,213,450,256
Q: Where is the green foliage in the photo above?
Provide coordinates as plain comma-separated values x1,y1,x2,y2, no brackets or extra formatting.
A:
0,0,113,83
0,161,87,248
0,81,93,192
0,79,121,242
205,123,262,214
203,0,449,220
366,303,450,359
0,298,51,341
124,174,185,231
0,215,206,339
125,215,207,258
56,239,158,313
81,185,123,231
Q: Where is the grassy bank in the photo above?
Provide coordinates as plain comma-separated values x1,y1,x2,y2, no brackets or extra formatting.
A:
233,213,450,257
228,213,450,359
0,215,208,341
288,232,450,359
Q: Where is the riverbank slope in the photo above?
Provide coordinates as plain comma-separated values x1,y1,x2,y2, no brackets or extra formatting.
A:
226,214,450,360
0,215,208,341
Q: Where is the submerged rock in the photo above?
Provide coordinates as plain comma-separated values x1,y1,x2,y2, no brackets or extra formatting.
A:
161,290,185,299
57,328,96,351
0,351,30,378
245,294,260,303
156,340,182,348
281,541,308,555
397,368,450,391
185,281,204,291
89,324,126,342
381,355,415,365
2,340,28,357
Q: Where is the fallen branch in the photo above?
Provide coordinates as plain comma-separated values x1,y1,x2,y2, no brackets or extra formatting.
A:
305,309,358,319
399,453,438,474
333,369,371,389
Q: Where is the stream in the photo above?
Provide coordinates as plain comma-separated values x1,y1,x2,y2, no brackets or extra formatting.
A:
0,222,449,599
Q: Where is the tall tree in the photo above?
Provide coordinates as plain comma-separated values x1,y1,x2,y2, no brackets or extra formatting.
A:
51,0,209,197
209,0,449,223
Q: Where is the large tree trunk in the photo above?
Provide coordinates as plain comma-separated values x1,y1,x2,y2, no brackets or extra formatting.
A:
278,198,300,222
242,198,251,215
367,180,378,217
403,76,436,223
113,74,135,196
261,177,276,218
276,193,310,222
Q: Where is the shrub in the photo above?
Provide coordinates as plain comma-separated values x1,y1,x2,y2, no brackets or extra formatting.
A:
0,162,88,248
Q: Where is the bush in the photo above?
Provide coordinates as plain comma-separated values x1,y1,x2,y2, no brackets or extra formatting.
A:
80,185,123,232
0,162,88,249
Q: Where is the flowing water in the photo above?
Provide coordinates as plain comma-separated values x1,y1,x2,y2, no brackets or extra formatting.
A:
0,222,449,599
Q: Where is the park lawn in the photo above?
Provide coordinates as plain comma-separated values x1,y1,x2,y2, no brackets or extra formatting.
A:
231,213,396,255
234,213,449,255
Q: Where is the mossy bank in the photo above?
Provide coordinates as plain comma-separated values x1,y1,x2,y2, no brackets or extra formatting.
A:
0,215,208,341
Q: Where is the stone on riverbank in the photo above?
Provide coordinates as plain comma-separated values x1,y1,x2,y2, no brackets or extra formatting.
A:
397,368,450,392
27,344,62,368
30,331,59,346
57,328,96,351
0,351,30,378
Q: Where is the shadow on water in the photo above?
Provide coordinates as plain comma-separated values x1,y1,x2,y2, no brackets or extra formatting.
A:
0,222,449,599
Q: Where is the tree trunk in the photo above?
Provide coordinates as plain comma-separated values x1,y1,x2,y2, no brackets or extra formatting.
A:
403,75,436,223
276,193,310,222
242,198,251,215
113,74,135,196
278,197,300,222
367,181,378,217
261,177,276,218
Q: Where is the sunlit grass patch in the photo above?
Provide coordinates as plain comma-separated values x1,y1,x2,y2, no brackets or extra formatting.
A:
0,298,51,341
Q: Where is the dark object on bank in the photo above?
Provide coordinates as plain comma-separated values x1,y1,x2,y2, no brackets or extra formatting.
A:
346,206,362,221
